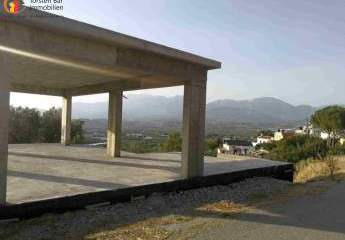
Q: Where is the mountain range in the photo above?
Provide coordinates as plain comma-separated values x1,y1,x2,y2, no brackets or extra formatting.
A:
72,95,316,125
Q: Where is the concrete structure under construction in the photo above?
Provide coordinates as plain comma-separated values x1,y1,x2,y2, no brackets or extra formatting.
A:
0,8,221,204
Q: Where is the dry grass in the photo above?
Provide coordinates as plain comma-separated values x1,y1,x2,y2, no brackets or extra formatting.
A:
294,159,329,183
294,155,345,183
85,202,251,240
85,215,193,240
197,201,249,215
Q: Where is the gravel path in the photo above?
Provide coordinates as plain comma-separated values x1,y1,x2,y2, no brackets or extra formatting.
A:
0,177,291,240
191,181,345,240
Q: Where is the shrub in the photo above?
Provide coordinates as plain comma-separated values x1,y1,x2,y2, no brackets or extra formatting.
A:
261,135,328,163
160,132,182,152
204,138,221,157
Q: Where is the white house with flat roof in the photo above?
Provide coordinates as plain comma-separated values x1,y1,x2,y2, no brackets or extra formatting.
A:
218,138,254,156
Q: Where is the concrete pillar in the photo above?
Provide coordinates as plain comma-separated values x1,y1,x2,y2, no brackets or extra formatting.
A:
107,90,123,157
0,55,10,204
61,95,72,145
182,72,207,178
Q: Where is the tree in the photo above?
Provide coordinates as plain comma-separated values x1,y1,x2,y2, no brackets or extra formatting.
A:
8,106,86,144
311,106,345,179
160,132,182,152
9,107,41,143
71,119,85,144
39,108,86,144
205,138,221,156
311,106,345,147
39,107,61,143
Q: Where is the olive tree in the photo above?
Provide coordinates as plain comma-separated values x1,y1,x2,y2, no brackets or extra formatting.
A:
311,106,345,147
311,106,345,179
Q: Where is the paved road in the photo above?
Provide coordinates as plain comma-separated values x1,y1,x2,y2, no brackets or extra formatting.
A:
193,182,345,240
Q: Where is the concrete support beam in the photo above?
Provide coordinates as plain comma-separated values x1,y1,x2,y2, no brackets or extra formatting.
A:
64,78,144,97
0,21,211,87
10,83,64,96
107,90,123,158
61,95,72,146
0,55,10,204
182,73,207,178
65,76,183,97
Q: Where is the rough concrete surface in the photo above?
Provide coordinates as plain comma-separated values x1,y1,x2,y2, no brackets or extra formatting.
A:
6,144,287,204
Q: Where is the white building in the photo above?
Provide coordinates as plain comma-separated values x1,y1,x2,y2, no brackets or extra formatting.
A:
320,132,330,140
341,138,345,145
274,131,284,141
253,135,273,146
300,124,345,145
218,138,254,155
295,125,310,135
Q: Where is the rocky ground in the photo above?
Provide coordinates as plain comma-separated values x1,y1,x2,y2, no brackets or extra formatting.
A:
0,177,293,240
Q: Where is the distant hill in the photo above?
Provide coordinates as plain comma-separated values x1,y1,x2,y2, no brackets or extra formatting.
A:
206,97,315,124
72,94,182,120
72,95,316,124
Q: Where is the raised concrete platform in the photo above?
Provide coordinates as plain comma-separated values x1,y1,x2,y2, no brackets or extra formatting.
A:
0,144,292,219
6,144,290,204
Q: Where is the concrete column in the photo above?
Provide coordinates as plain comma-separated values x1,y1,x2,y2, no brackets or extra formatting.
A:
182,72,207,178
61,95,72,145
107,90,123,157
0,55,10,204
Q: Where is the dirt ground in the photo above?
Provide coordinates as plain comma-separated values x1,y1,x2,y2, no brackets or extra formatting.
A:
1,175,340,240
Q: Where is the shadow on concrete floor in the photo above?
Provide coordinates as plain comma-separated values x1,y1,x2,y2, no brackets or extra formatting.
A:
8,170,128,189
8,152,179,173
122,155,181,164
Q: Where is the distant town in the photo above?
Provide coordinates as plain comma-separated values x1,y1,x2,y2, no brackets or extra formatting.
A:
219,123,345,158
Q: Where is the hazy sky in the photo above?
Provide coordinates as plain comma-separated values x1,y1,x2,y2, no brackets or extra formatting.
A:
11,0,345,109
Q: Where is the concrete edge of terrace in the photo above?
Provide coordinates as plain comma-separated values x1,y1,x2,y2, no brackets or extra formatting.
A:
1,7,222,70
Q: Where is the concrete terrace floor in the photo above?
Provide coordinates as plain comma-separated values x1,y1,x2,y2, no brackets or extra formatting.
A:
6,144,288,204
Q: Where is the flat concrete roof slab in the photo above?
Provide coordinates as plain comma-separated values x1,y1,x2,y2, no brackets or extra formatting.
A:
1,8,221,96
7,144,288,204
3,8,221,69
